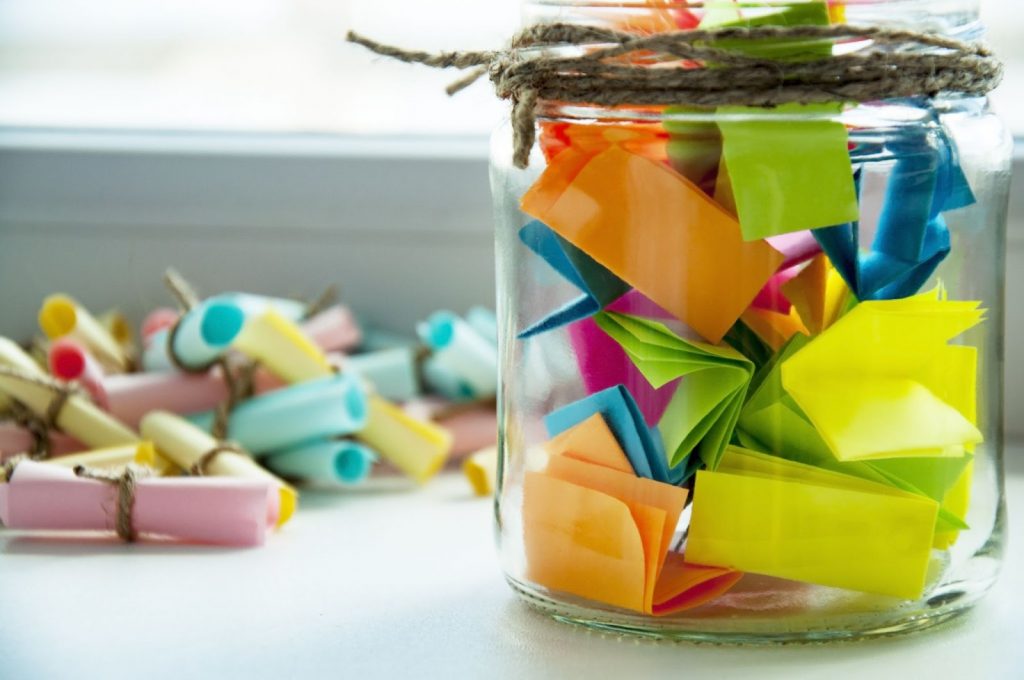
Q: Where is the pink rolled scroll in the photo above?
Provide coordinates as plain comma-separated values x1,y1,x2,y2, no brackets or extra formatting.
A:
301,305,362,353
48,338,109,408
0,422,86,461
102,370,230,429
404,397,497,459
0,460,273,546
141,308,180,347
567,316,679,427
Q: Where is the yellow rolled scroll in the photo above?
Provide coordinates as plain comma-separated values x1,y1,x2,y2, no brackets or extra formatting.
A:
38,294,128,373
232,309,332,383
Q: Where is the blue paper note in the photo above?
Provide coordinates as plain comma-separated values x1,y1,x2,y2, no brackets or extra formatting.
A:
418,311,498,397
815,126,973,301
346,347,420,402
544,385,685,483
518,220,630,338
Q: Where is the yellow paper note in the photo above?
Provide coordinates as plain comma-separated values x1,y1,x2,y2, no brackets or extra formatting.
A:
0,338,138,449
781,292,983,461
521,145,784,342
687,447,939,599
463,445,497,497
357,396,451,484
38,294,128,373
46,441,178,475
233,308,333,383
933,461,973,550
140,410,296,526
543,413,634,473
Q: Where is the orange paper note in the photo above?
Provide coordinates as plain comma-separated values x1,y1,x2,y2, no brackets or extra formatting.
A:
521,146,783,342
543,412,634,474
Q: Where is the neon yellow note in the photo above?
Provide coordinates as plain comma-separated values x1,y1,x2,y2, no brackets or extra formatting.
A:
780,291,983,462
687,446,939,599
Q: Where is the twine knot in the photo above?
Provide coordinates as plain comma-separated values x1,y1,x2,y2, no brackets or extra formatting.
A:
0,366,85,460
73,464,150,542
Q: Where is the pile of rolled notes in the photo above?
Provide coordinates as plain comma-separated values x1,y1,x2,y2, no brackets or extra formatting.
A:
0,270,499,546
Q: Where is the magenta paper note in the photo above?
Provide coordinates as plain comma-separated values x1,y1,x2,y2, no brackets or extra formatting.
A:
301,305,362,353
0,460,272,546
750,268,800,313
567,316,679,426
0,423,85,460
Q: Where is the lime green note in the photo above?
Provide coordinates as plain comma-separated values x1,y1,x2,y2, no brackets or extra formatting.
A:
780,288,984,463
737,334,971,532
687,446,940,599
717,103,859,240
594,311,752,473
701,0,833,61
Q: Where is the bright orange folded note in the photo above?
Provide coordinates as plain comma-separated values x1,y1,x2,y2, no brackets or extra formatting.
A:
544,412,634,474
521,146,784,342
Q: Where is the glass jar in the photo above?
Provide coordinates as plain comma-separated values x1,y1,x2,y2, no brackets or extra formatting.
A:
490,0,1010,642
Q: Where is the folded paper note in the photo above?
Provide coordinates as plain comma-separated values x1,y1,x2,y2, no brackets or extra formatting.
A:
190,373,368,454
0,459,273,546
0,339,139,450
664,114,721,196
38,294,129,373
521,145,784,343
717,103,859,240
702,0,833,60
595,312,753,475
815,128,973,300
346,347,420,402
233,308,333,383
419,311,498,397
357,396,451,484
142,299,245,372
518,220,630,337
568,316,679,427
738,333,971,532
687,446,939,599
140,410,293,527
262,439,377,485
544,385,682,483
781,290,983,462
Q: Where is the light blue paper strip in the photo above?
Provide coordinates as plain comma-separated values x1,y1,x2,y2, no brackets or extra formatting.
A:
418,311,497,397
359,328,419,352
189,373,368,453
544,385,672,481
141,299,245,372
465,307,498,346
215,292,307,322
421,355,476,401
346,347,421,402
262,439,377,485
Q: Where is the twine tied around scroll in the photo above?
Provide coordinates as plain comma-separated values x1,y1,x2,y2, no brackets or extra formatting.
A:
189,442,248,477
0,365,83,460
346,23,1004,168
73,464,149,542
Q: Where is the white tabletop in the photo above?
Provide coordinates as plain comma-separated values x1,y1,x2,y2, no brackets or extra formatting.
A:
1,448,1022,680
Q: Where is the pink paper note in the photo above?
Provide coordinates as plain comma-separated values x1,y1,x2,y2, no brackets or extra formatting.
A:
103,370,231,429
141,308,180,347
766,231,820,270
567,316,679,426
750,268,800,314
302,305,362,353
404,397,497,459
0,423,86,460
0,460,273,546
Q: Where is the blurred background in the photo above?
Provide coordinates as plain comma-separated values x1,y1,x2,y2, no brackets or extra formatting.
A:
0,0,1020,436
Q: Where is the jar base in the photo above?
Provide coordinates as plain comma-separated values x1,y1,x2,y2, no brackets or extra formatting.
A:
505,574,989,645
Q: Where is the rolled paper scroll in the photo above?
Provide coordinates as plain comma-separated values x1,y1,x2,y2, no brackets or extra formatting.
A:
357,396,450,484
38,294,129,373
0,460,273,546
686,447,939,599
140,410,293,527
142,299,245,372
103,370,230,429
345,347,420,402
464,307,497,346
141,308,179,346
420,356,475,401
261,439,377,485
418,311,498,397
521,145,784,343
0,336,44,413
0,339,139,449
358,328,419,352
0,422,85,460
216,292,307,322
301,305,363,353
189,373,368,454
46,441,179,476
232,308,332,383
97,309,136,356
404,396,497,459
463,446,497,496
48,338,108,408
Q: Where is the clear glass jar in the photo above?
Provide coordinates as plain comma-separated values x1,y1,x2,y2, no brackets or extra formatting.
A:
490,0,1010,642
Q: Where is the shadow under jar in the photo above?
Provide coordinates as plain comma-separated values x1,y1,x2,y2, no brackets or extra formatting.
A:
490,0,1010,643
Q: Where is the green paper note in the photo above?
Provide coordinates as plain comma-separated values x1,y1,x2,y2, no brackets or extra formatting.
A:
718,103,860,241
702,0,834,61
595,312,753,472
